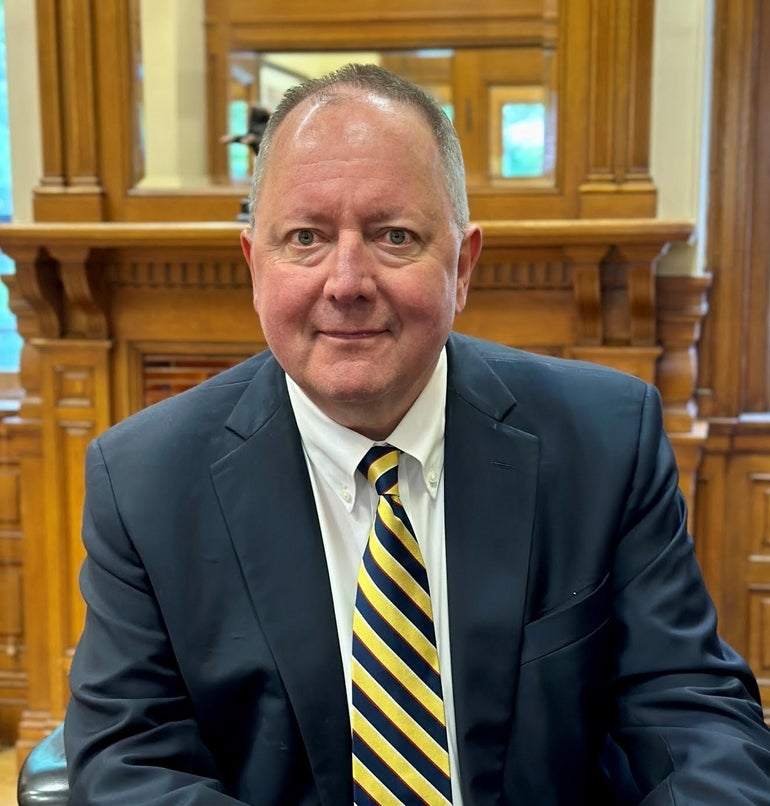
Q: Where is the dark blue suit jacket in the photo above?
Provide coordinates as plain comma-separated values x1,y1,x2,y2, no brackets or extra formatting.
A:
65,334,770,804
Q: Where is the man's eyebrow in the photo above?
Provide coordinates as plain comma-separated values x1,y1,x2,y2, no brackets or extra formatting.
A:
365,207,427,225
280,209,332,225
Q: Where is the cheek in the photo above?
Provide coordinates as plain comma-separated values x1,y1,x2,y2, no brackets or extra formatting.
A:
400,275,458,324
253,275,314,334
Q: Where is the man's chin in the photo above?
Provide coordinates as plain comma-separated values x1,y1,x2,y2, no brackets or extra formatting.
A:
302,377,395,414
297,370,426,439
316,383,389,406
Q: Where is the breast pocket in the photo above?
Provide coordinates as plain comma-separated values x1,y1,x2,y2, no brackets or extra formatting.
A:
521,573,611,665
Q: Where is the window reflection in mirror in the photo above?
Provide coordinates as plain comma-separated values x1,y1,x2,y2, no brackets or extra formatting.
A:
135,7,556,192
220,50,553,187
223,50,453,184
501,103,546,177
489,85,553,181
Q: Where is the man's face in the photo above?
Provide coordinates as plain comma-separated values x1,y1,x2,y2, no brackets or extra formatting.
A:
241,91,482,439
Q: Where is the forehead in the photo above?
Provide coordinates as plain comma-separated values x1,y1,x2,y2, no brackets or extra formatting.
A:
251,88,455,230
270,89,438,167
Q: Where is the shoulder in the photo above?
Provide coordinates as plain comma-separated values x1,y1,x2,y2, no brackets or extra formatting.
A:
448,332,650,404
446,333,661,468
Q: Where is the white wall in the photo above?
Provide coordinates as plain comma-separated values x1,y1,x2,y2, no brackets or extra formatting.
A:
4,0,42,223
650,0,714,274
138,0,208,188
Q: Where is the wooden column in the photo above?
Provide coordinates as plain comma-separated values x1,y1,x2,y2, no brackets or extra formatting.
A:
657,274,712,533
567,245,605,346
657,275,712,435
205,15,231,185
579,0,656,217
33,0,105,220
0,247,62,757
2,242,112,759
0,415,26,744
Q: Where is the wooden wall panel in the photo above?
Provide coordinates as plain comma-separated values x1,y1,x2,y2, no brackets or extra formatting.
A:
743,0,770,413
691,0,770,727
714,449,770,721
581,0,656,217
33,0,104,220
748,588,770,719
0,423,26,743
693,422,770,728
36,343,112,732
699,0,765,419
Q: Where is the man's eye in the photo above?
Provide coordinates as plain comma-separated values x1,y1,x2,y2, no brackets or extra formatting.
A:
294,230,315,246
386,229,409,245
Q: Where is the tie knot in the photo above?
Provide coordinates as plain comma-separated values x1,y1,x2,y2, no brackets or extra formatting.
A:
359,444,401,496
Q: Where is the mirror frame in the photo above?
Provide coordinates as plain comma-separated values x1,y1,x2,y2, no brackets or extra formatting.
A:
31,0,656,223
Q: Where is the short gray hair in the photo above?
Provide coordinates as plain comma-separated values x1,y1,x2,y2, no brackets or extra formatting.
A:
248,63,469,234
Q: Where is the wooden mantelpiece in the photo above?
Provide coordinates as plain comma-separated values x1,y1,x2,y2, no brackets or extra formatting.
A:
0,219,697,298
2,217,692,247
0,218,705,755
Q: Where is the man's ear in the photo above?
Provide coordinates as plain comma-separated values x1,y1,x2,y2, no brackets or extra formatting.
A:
240,228,253,272
239,228,260,309
455,225,483,313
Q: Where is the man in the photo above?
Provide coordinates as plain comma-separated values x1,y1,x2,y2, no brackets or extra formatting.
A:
65,64,770,804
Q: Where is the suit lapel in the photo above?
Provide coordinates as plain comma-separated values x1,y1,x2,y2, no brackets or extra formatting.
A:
444,336,540,805
210,357,351,805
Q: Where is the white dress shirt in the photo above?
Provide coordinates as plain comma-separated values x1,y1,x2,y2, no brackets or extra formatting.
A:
286,348,463,802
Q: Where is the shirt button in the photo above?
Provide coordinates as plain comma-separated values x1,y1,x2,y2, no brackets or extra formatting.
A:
427,471,439,486
341,488,352,503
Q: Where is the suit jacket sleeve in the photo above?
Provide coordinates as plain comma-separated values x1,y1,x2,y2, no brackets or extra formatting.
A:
609,384,770,803
64,440,250,805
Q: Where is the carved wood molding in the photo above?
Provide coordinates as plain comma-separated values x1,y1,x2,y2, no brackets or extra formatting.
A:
657,274,712,434
48,246,110,340
478,218,692,246
0,218,697,419
34,0,105,220
471,260,571,290
105,258,250,289
582,0,655,195
0,218,689,242
1,246,63,340
566,246,605,345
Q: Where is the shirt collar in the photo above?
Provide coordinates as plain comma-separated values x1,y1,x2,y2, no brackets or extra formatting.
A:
286,349,447,509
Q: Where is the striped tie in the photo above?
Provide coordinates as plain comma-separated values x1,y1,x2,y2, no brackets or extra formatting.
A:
352,445,452,805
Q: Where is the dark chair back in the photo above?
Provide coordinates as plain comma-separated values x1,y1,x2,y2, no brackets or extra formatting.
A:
17,724,69,805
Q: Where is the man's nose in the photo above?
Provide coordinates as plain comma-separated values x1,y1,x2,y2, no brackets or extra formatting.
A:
323,234,377,302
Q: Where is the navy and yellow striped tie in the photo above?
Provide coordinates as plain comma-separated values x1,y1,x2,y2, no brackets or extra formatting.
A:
352,445,452,805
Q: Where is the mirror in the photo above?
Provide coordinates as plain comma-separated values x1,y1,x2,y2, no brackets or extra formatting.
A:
133,3,557,191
